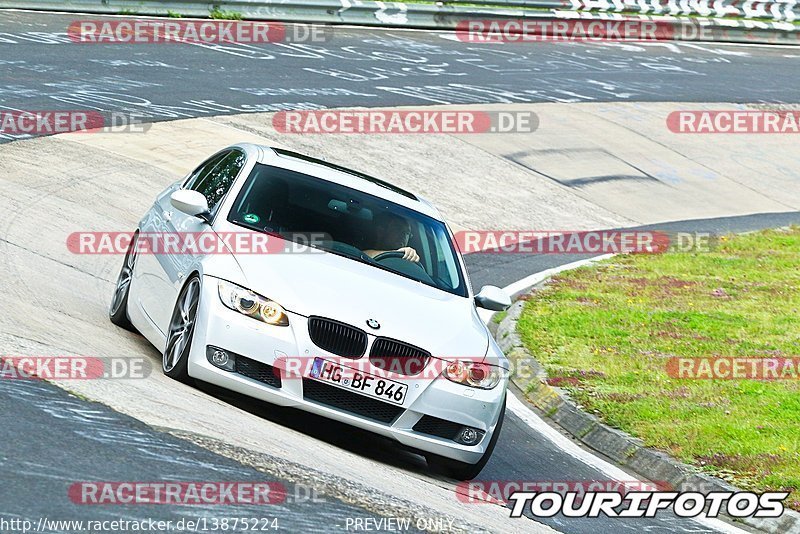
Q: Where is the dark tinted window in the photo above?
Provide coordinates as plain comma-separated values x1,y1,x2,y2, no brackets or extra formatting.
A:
228,164,467,297
185,151,228,190
191,150,246,212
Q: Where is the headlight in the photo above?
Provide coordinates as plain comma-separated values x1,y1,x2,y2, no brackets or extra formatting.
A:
443,360,502,389
217,280,289,326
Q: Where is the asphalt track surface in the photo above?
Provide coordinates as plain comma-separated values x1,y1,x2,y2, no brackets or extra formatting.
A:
4,212,797,534
0,379,390,531
466,211,800,290
1,10,800,145
2,9,800,534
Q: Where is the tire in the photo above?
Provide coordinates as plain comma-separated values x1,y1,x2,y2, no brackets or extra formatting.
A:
426,395,506,480
162,275,200,383
109,231,139,332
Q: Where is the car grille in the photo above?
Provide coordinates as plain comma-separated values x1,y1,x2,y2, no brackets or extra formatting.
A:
308,316,367,358
302,378,403,424
369,338,430,376
236,355,282,389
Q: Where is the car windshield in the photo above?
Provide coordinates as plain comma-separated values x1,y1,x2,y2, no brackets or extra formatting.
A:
227,164,468,297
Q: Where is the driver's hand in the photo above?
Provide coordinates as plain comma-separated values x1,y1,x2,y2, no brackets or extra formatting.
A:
398,247,419,262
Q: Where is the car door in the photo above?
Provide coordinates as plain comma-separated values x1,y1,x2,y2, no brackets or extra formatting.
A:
136,151,230,333
151,149,247,333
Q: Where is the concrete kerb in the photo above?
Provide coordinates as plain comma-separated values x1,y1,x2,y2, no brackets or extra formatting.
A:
495,275,800,533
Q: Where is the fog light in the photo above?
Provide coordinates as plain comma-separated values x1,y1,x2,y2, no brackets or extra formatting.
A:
206,346,235,371
212,350,228,366
456,426,484,446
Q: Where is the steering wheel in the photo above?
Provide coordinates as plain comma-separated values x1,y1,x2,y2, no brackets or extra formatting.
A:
320,240,372,262
372,251,406,262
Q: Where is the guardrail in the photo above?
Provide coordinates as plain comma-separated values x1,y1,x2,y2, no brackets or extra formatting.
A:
3,0,799,44
562,0,796,22
446,0,799,23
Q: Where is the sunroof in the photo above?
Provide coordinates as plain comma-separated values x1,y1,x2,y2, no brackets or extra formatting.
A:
272,147,418,201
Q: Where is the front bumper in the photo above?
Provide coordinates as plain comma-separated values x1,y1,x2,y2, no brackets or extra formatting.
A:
187,276,507,464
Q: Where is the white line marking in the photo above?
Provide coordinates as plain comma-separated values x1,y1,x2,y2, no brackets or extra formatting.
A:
502,253,614,297
478,254,613,324
507,395,747,532
490,256,751,533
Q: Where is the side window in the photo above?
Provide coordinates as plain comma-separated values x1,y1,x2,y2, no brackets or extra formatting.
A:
191,150,246,213
184,151,228,190
433,225,459,290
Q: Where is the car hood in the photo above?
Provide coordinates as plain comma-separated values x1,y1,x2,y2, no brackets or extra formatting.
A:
230,248,489,361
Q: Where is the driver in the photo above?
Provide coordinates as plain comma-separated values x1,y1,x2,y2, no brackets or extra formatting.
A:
364,213,419,262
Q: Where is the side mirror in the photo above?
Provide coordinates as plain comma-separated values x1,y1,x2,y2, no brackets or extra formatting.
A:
475,285,511,311
171,190,210,221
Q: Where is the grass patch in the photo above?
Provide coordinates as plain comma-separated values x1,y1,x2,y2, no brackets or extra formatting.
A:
517,227,800,507
209,7,243,20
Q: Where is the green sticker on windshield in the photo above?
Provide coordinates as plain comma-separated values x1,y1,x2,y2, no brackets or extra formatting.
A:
243,213,260,224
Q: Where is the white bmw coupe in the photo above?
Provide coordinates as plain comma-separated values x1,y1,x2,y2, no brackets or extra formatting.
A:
110,144,511,479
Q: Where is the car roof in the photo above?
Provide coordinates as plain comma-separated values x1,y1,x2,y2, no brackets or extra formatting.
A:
236,144,444,221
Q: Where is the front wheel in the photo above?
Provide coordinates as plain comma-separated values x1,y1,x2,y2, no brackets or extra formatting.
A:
163,276,200,383
109,231,138,332
426,396,506,480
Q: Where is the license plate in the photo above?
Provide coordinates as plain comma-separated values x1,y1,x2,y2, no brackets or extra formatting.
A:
309,358,407,406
